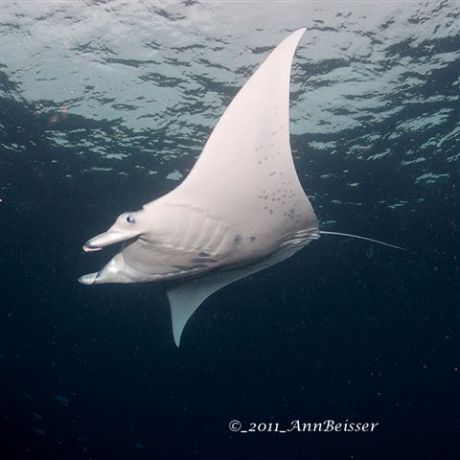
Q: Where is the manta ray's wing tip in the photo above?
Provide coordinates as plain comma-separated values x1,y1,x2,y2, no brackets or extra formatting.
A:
290,27,307,39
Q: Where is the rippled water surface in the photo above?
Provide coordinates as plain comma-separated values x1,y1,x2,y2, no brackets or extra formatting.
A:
1,1,459,459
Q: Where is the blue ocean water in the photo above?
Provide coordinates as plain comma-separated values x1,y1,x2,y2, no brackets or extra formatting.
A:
1,1,459,459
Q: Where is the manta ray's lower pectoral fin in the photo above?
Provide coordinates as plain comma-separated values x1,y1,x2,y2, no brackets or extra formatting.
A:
167,265,265,347
167,275,235,347
167,243,309,347
167,281,217,348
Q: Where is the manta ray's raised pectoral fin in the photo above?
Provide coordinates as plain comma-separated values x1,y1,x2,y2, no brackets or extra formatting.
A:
170,28,315,235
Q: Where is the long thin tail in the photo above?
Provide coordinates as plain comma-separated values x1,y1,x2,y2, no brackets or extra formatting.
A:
319,231,407,251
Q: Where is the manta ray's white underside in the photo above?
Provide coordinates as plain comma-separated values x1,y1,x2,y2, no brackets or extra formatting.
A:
79,29,320,346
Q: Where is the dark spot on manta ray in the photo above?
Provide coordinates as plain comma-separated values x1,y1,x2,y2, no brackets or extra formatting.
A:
233,235,242,243
250,236,256,242
287,208,297,220
198,251,210,257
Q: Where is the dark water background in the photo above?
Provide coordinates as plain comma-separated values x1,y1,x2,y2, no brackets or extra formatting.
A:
1,1,459,459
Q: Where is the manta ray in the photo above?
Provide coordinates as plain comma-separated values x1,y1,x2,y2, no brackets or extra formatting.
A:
79,29,403,346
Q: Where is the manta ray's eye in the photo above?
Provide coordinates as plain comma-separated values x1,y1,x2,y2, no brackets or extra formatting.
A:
126,215,136,224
